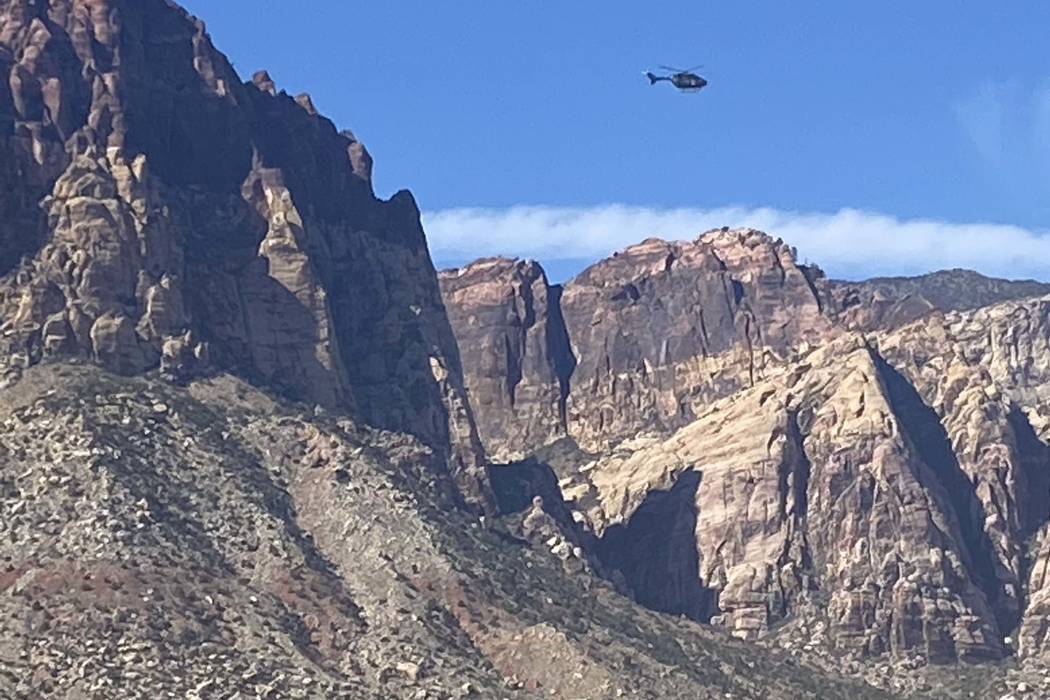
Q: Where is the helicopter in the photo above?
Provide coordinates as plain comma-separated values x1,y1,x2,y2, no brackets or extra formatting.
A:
645,65,708,92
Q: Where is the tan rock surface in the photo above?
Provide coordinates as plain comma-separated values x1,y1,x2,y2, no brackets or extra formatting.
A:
874,298,1050,658
565,337,1002,661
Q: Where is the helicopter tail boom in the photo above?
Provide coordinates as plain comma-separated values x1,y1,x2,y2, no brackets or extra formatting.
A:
645,71,664,85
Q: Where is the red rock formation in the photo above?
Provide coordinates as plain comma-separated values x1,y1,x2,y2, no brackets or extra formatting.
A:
442,228,839,456
438,258,574,461
0,0,491,509
440,233,1050,666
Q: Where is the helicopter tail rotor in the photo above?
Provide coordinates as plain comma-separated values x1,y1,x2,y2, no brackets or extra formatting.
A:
645,71,660,85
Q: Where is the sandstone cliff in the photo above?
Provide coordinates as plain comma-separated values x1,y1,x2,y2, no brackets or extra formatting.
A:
560,337,1004,661
874,296,1050,658
442,228,839,457
560,230,837,450
441,234,1050,682
439,258,574,462
0,0,490,508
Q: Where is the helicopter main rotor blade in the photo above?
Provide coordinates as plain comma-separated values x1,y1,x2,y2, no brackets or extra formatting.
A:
659,64,705,73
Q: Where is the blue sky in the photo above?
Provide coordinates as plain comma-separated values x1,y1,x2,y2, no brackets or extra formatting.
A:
180,1,1050,281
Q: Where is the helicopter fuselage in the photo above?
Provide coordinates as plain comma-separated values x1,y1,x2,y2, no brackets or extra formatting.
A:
646,70,708,92
671,73,707,90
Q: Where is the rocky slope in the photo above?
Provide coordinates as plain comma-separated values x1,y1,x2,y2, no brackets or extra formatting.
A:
0,0,489,509
0,363,903,700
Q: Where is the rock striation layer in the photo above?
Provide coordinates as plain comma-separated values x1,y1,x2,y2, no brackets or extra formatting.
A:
559,230,837,450
0,0,490,508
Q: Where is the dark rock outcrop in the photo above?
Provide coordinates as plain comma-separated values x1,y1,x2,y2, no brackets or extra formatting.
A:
559,229,837,450
439,258,575,461
0,0,490,509
832,269,1050,331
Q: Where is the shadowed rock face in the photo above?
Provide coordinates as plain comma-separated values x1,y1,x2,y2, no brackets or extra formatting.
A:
874,298,1050,658
594,470,713,622
439,258,575,462
0,0,490,509
566,297,1050,663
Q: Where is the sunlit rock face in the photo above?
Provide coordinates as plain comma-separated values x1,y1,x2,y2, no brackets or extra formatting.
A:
562,338,1004,661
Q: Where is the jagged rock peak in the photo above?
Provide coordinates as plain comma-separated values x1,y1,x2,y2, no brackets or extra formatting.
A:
440,227,840,457
442,255,545,279
295,92,319,116
250,69,277,96
574,227,827,295
697,226,810,268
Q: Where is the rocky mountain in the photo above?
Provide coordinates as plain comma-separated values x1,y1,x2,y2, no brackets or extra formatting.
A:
440,233,1050,696
833,269,1050,330
0,1,927,698
0,0,490,510
441,229,839,459
4,1,1050,699
443,238,1050,462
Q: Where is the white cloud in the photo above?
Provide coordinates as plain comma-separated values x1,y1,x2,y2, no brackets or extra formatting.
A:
423,204,1050,281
